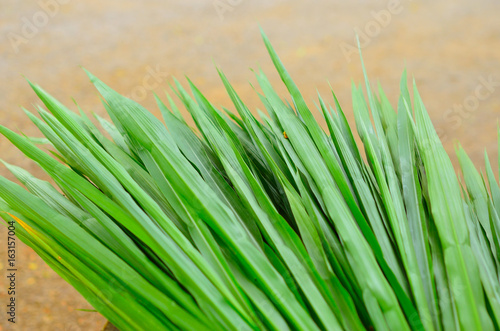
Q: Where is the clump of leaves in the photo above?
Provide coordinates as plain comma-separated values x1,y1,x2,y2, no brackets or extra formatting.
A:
1,31,499,331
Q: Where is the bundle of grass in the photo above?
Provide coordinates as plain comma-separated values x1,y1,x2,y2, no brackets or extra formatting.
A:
1,31,499,331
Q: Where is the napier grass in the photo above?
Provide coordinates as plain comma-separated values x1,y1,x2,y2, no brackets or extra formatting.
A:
1,32,499,330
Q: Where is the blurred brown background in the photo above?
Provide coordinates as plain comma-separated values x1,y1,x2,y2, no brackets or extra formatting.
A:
1,0,499,330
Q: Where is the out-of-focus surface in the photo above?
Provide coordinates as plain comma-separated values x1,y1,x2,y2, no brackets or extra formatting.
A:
0,0,499,329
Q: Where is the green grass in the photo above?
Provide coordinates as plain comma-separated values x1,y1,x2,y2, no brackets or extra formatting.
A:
1,31,499,330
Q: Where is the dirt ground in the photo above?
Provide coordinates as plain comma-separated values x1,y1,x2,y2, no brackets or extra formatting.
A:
1,0,499,330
